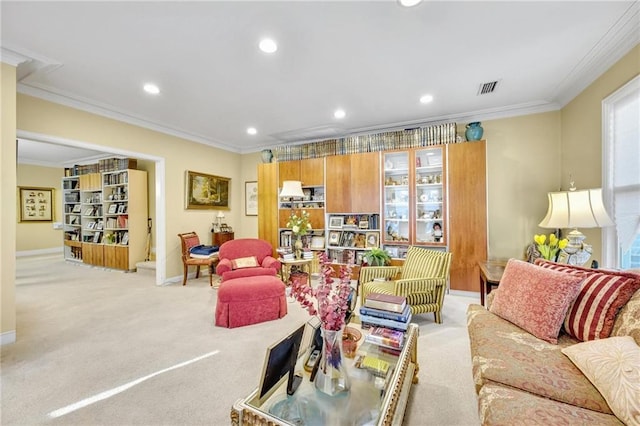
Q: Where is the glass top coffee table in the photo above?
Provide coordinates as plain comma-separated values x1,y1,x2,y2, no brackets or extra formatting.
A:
231,323,419,426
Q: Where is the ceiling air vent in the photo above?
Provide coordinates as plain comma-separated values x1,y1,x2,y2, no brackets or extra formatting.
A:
477,80,499,95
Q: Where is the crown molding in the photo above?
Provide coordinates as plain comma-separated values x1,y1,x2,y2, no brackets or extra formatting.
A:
553,2,640,107
0,47,31,67
17,83,243,154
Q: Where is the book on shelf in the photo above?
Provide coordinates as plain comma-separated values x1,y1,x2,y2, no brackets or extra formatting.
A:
364,326,405,349
359,303,412,323
364,293,407,313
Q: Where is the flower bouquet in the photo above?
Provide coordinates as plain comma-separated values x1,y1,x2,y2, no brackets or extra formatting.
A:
290,252,353,396
533,233,569,261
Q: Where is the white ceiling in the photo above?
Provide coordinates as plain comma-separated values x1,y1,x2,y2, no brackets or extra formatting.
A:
3,1,639,167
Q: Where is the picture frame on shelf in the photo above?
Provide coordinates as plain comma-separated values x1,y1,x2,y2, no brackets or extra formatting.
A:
329,216,344,229
185,170,230,210
365,232,379,248
310,236,325,250
245,181,258,216
108,204,118,214
72,204,82,213
358,220,369,229
86,221,96,230
117,204,126,214
328,231,341,246
121,232,129,245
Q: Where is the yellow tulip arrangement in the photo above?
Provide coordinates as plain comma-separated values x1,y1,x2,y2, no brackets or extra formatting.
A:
534,233,569,260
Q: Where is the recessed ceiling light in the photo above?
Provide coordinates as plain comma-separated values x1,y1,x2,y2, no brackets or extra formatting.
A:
259,38,278,53
143,83,160,95
334,109,346,119
399,0,422,7
420,94,433,104
247,127,257,135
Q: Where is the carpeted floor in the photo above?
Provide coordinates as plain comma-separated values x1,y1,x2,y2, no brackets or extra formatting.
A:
1,255,480,425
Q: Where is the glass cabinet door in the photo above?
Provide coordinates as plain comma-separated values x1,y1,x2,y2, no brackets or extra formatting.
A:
414,147,446,246
382,151,410,244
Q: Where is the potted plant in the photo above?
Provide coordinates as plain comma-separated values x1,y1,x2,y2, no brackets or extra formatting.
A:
363,247,392,266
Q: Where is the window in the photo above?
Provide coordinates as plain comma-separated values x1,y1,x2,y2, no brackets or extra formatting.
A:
602,75,640,269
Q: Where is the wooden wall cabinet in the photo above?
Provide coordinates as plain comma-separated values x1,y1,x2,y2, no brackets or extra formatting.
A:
257,142,486,294
448,141,487,292
278,158,324,187
104,245,129,270
258,162,279,256
326,152,380,213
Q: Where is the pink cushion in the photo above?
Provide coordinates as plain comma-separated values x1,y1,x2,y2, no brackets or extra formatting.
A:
535,259,640,341
564,273,640,341
490,259,584,344
215,276,287,328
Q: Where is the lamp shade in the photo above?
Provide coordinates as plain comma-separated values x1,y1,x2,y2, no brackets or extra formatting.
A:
216,211,225,219
280,180,305,198
539,188,614,229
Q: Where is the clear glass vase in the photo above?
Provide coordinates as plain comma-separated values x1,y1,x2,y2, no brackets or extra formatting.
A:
315,325,350,396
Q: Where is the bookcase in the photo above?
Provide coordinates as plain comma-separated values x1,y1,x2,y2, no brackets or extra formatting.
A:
326,213,381,265
61,166,148,271
62,176,82,261
258,141,487,292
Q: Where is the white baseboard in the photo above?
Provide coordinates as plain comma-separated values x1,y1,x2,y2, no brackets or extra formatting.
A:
1,330,16,345
16,247,63,257
448,289,481,300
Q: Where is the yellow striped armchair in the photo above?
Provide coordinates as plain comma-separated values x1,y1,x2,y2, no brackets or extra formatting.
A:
359,246,452,324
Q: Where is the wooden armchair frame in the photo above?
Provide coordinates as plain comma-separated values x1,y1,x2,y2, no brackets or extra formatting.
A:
178,231,218,286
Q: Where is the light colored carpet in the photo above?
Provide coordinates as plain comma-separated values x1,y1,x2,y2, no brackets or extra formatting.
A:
1,255,480,425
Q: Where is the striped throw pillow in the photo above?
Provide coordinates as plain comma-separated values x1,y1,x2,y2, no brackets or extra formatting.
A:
564,273,640,341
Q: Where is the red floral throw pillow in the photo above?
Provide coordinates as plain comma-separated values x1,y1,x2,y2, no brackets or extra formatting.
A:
490,259,584,344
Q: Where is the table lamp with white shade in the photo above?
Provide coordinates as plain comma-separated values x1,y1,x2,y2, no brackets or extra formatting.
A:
538,184,614,266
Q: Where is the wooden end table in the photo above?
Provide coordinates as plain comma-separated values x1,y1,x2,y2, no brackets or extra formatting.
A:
478,260,507,306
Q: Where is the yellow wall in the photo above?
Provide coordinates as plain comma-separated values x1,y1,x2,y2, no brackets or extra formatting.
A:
16,94,256,280
16,164,64,252
1,63,17,341
481,111,562,260
560,44,640,264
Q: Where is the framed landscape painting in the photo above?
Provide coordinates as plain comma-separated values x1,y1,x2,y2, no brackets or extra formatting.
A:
185,171,230,210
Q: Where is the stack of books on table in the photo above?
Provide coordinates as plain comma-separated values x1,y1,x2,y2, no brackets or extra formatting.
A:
302,250,313,260
360,293,411,352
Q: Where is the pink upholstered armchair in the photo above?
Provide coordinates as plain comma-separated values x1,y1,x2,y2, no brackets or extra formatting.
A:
215,238,281,282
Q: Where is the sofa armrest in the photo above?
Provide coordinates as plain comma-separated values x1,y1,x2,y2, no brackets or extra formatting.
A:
261,256,281,272
216,258,233,276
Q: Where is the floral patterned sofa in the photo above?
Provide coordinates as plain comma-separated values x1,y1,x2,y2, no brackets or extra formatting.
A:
467,259,640,425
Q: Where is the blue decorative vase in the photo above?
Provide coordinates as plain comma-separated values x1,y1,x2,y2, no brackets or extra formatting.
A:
465,122,484,141
260,149,273,163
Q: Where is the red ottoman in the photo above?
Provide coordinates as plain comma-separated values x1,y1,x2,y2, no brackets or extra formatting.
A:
215,275,287,328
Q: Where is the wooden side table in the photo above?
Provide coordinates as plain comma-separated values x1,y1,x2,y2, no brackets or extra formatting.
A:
212,231,234,247
478,260,507,306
